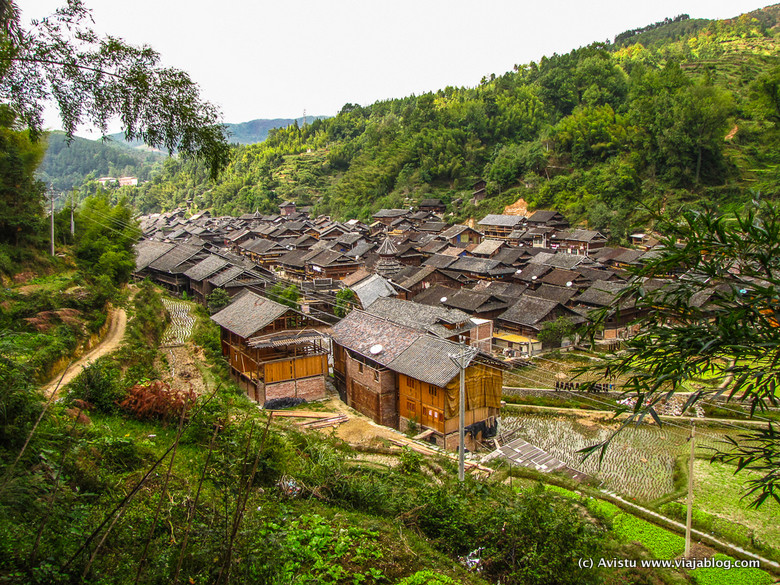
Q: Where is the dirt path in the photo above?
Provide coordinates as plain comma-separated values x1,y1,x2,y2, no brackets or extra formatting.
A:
42,307,127,397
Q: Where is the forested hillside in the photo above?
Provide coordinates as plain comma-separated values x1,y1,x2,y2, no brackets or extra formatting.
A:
86,6,780,239
38,132,163,193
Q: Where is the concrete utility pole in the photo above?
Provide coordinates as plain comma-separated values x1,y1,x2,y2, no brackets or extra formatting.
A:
685,423,696,558
50,189,55,257
70,194,75,236
458,340,466,481
449,336,477,483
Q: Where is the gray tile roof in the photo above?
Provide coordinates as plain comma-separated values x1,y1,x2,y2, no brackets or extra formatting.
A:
367,297,472,338
471,239,504,256
576,280,631,308
134,240,175,271
388,335,462,387
498,296,565,327
148,243,203,273
478,214,524,228
331,310,421,367
209,265,245,287
525,284,578,304
183,255,230,281
210,291,289,338
352,274,397,309
423,254,457,269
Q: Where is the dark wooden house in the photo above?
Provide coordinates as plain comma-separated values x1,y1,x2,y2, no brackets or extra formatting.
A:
331,310,503,450
211,291,328,403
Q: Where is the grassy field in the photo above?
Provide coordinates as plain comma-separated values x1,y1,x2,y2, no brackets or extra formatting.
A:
689,461,780,554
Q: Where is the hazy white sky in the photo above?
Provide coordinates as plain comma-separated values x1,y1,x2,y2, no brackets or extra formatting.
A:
28,0,771,132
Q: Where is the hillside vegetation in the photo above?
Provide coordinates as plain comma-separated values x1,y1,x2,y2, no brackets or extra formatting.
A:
86,5,780,239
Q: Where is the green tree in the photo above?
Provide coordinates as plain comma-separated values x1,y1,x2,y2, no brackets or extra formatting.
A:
0,109,46,246
74,195,139,284
581,204,780,507
0,0,230,177
334,288,357,317
267,282,299,309
207,288,231,314
537,316,575,347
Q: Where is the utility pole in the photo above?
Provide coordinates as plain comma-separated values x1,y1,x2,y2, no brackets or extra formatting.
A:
50,189,55,257
685,423,696,558
458,339,466,482
449,336,476,483
70,193,75,236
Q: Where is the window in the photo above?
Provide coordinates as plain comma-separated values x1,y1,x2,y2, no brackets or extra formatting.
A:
427,386,438,398
358,362,364,374
373,369,379,382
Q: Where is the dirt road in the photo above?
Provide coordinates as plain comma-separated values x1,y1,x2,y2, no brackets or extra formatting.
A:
42,307,127,397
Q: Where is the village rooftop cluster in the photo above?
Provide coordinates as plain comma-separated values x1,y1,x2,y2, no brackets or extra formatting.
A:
133,198,669,450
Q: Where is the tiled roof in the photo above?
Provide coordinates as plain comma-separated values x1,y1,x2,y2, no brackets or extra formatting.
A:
576,280,631,308
352,274,397,309
423,254,457,269
367,297,472,338
478,214,524,228
372,209,409,218
183,255,230,281
209,265,245,287
134,240,175,271
471,239,504,256
210,291,289,338
388,335,463,387
526,284,578,304
331,310,421,367
498,296,565,327
148,243,203,273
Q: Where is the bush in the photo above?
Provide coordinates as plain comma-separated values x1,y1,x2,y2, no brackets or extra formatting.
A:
65,357,125,413
119,380,196,421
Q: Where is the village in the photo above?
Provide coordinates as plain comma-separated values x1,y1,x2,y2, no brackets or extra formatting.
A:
132,193,677,452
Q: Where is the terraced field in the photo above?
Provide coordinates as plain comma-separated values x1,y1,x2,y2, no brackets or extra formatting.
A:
161,298,195,346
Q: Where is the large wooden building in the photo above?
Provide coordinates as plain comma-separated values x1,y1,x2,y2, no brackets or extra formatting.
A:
211,291,328,404
331,310,504,450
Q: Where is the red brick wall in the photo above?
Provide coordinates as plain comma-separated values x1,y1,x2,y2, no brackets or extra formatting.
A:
345,354,398,428
263,376,326,402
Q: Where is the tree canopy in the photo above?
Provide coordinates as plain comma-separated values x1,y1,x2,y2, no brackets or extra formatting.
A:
0,0,230,178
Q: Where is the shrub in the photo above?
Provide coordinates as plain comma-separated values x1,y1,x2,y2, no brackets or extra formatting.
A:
119,380,196,421
399,447,423,475
66,357,124,414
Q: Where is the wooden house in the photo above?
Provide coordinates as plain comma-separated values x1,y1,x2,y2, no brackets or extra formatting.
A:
372,209,409,226
183,254,231,304
331,310,503,450
438,224,484,248
145,243,204,294
496,296,582,342
211,291,328,403
526,210,570,229
477,215,525,239
418,198,446,214
555,229,608,256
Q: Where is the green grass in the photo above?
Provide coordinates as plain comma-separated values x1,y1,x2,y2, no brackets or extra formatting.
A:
611,514,686,559
689,461,780,556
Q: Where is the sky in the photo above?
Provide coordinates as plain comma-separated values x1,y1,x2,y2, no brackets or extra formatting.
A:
28,0,772,135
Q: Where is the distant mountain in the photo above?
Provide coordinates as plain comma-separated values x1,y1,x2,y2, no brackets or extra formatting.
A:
225,116,328,145
107,116,329,147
